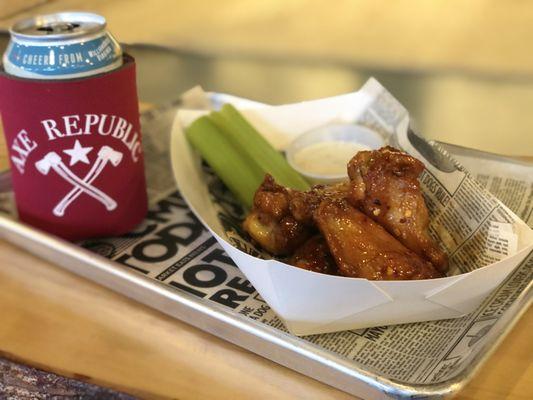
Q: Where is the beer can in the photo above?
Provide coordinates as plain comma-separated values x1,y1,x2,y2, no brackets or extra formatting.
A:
3,12,122,79
0,12,147,241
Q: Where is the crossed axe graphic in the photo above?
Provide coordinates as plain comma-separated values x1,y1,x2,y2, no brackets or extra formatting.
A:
35,146,123,217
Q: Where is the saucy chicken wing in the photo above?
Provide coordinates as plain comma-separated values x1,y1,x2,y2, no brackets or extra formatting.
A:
288,181,350,225
243,175,310,255
315,199,442,280
243,146,448,280
347,146,449,273
289,235,338,275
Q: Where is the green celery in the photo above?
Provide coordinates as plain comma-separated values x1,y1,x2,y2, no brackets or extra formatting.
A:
209,104,310,191
185,116,264,208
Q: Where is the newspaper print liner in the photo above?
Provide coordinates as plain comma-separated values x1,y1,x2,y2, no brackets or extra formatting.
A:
171,79,533,336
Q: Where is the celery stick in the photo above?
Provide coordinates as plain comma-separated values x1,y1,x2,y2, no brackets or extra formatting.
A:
209,104,310,191
185,116,264,208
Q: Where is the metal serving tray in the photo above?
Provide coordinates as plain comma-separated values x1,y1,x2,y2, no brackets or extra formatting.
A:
0,102,531,399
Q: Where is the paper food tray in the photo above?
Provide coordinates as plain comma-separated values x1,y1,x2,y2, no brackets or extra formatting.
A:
171,78,533,336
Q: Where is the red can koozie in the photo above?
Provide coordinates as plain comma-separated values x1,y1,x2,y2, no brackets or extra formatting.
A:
0,54,147,240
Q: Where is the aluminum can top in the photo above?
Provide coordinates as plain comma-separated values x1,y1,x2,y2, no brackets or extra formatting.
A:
10,12,107,40
3,12,123,79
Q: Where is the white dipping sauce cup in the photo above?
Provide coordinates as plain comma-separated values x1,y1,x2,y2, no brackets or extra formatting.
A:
286,124,385,184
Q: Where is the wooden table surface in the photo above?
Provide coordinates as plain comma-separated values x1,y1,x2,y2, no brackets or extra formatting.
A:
0,121,531,400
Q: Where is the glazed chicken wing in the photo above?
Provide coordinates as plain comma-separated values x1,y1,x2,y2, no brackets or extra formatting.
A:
243,146,448,280
347,147,448,273
315,199,442,280
288,181,350,225
289,235,338,275
243,175,310,255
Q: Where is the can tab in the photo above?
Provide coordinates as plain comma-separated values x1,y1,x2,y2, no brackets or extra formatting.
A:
36,23,81,34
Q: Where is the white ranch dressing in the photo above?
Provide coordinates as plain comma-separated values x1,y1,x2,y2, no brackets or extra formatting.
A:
292,140,371,177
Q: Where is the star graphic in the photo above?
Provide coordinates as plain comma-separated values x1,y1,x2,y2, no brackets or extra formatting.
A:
63,140,93,166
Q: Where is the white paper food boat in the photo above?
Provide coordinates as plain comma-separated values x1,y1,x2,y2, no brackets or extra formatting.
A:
170,79,533,336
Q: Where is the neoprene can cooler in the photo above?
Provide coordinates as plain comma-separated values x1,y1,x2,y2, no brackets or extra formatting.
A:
0,54,148,240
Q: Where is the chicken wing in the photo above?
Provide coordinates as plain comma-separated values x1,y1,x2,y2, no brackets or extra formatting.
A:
243,175,310,255
347,146,449,273
315,199,442,280
289,235,338,275
288,181,350,225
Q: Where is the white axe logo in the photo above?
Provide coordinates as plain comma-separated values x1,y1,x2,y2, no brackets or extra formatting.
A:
35,145,123,217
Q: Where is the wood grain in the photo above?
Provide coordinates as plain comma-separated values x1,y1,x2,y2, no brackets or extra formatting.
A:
0,358,134,399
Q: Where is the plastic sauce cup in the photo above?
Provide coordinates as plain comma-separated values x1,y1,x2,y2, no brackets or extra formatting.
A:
286,124,385,184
